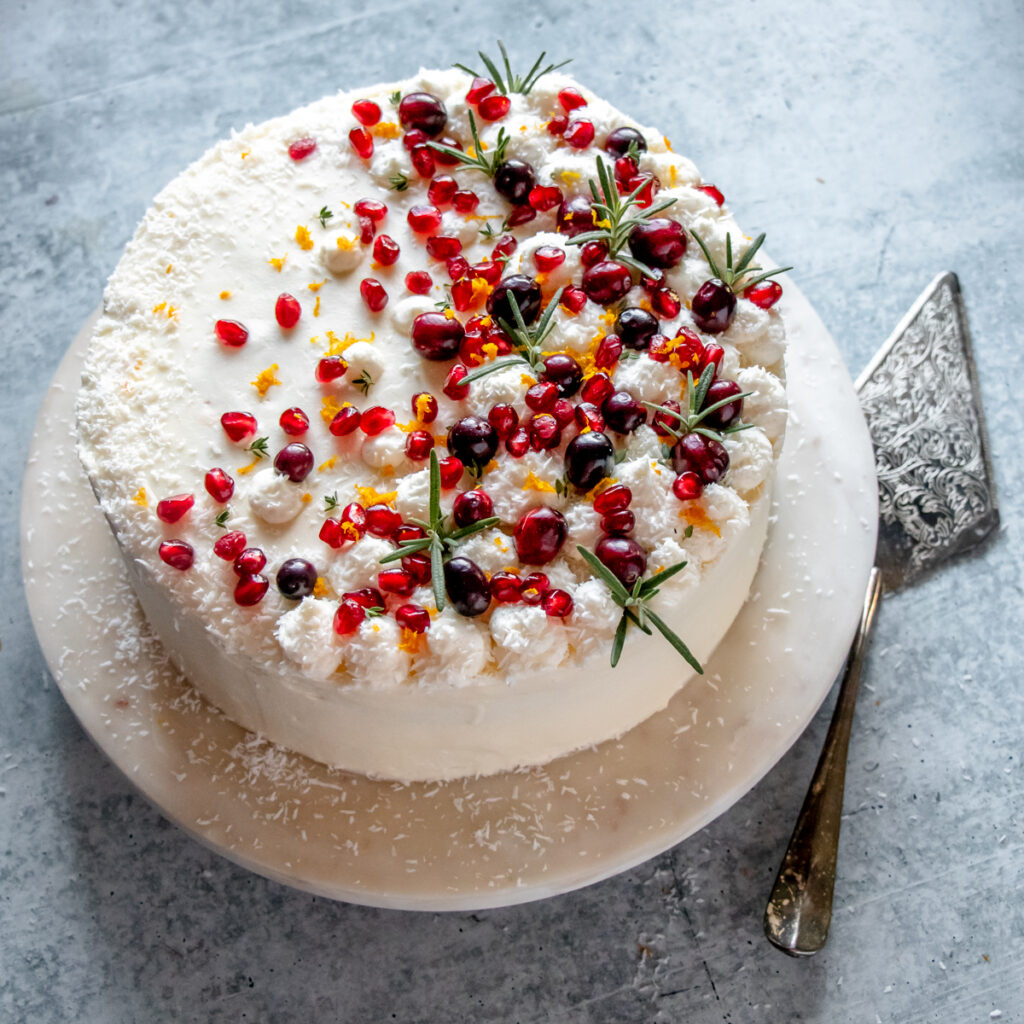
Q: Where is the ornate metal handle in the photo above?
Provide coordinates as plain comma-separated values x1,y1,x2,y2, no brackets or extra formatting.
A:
763,567,883,956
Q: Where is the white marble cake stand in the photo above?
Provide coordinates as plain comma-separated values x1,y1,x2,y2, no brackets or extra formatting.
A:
21,285,877,911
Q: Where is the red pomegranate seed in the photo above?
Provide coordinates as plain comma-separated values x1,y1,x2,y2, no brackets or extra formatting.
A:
427,235,462,260
233,548,266,576
339,502,367,542
365,504,402,538
471,260,503,284
428,175,458,206
360,278,388,312
543,588,573,618
400,553,431,586
333,598,366,635
458,329,486,363
593,484,632,515
329,405,361,436
316,356,347,383
525,381,558,412
625,172,660,208
214,319,248,347
438,456,464,488
595,334,624,368
351,99,381,126
505,427,529,457
520,572,550,605
529,413,561,450
466,77,496,103
703,343,725,370
449,278,474,313
204,468,234,503
651,287,682,319
288,137,317,161
319,518,343,548
552,398,574,427
156,493,194,524
452,189,479,213
405,270,433,294
561,287,587,313
507,205,537,228
349,127,373,159
745,280,783,309
394,525,426,546
345,587,386,609
648,334,672,363
580,240,608,267
601,509,635,535
614,155,638,183
221,411,257,442
491,234,517,258
574,402,604,433
411,391,439,423
558,87,587,112
274,293,301,329
279,407,310,436
378,568,416,595
528,185,562,212
372,234,400,266
411,145,436,178
358,215,376,244
353,199,387,223
407,204,442,233
488,572,520,604
443,364,469,400
546,114,568,136
405,430,434,461
533,246,566,273
360,406,396,435
234,574,269,607
564,120,595,149
672,329,704,372
697,183,725,206
213,530,247,560
158,540,193,571
673,472,704,501
652,398,682,437
488,403,519,440
447,255,470,281
581,372,614,405
477,94,511,120
403,128,427,151
396,604,431,633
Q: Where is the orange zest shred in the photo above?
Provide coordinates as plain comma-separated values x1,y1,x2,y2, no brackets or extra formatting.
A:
268,256,287,271
325,329,374,355
313,576,331,599
313,295,321,317
236,456,262,475
680,505,721,537
522,471,557,494
585,477,618,502
164,264,173,274
301,493,313,504
251,364,281,397
355,485,397,507
336,235,357,251
321,395,348,423
307,279,327,292
219,290,231,300
295,225,314,250
371,121,401,139
132,487,148,507
398,628,424,654
319,456,337,472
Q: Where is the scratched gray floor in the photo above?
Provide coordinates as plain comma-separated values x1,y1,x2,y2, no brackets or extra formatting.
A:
2,1,1023,1022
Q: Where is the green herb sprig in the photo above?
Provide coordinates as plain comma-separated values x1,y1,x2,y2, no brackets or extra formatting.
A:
454,42,570,96
247,437,269,459
353,369,375,396
378,450,500,612
642,364,753,444
389,171,409,192
690,230,792,295
318,206,333,228
576,545,702,672
324,492,340,513
427,111,510,177
214,508,231,528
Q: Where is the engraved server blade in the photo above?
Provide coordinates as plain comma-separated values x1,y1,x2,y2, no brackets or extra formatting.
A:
856,271,999,589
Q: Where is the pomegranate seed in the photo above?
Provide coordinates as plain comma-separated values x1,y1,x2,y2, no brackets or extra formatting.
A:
411,392,439,423
275,407,307,436
614,155,638,182
574,402,604,433
340,502,367,541
561,287,587,313
552,399,574,427
546,114,568,136
273,293,301,329
372,234,400,266
458,328,486,363
156,494,194,524
351,99,381,126
158,540,193,571
558,87,587,112
528,413,560,450
213,531,247,560
472,260,503,285
580,240,608,267
411,145,436,178
398,551,429,585
396,604,431,633
443,363,469,399
233,574,268,606
595,334,623,368
524,381,558,412
581,372,614,405
533,246,566,273
673,472,704,501
438,456,464,488
360,406,396,436
393,525,426,545
288,137,317,161
329,406,361,436
648,334,672,363
358,215,376,244
405,270,433,294
582,261,633,304
506,204,536,227
204,468,234,503
697,183,725,206
319,518,344,548
333,598,366,636
466,77,496,103
354,198,388,222
672,329,704,372
452,189,479,213
652,398,682,437
398,92,447,137
491,234,517,258
704,343,725,371
520,572,550,605
214,319,248,347
625,172,660,208
745,280,783,309
234,547,266,575
601,509,635,535
427,235,462,260
378,567,416,595
346,587,385,609
405,429,434,461
564,120,595,149
652,287,682,320
505,427,530,457
365,504,402,538
446,255,470,282
427,175,458,206
477,94,511,121
407,204,442,233
348,127,373,159
274,443,314,481
359,278,388,312
531,184,563,211
403,128,427,151
542,588,573,618
220,411,257,442
489,571,522,604
488,403,519,440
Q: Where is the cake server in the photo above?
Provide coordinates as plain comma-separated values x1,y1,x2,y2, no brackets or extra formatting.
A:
763,271,1000,956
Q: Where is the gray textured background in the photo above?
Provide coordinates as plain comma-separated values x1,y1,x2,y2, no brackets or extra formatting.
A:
2,1,1022,1022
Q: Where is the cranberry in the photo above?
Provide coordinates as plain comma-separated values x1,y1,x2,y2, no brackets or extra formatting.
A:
505,427,530,457
542,589,573,618
373,234,400,266
490,571,522,603
581,261,633,304
204,468,234,503
672,472,704,501
234,548,267,575
156,493,194,523
235,574,269,606
214,531,247,560
411,311,464,360
520,572,550,605
360,406,396,436
697,183,725,206
605,126,647,158
533,246,566,272
360,278,388,312
288,137,317,160
494,159,536,204
488,403,519,440
487,275,542,325
671,432,729,483
466,77,495,103
411,392,439,423
745,280,783,309
595,536,647,588
627,218,687,269
602,392,647,433
333,598,366,636
453,489,494,528
564,431,614,490
651,287,682,319
443,364,469,400
215,319,248,347
452,189,480,213
581,373,614,405
601,509,635,535
279,407,309,436
348,127,373,159
477,94,511,121
574,402,604,433
558,87,587,112
426,234,462,260
398,92,447,136
525,381,558,412
564,119,595,148
615,307,659,350
405,270,434,294
529,185,562,212
276,558,317,599
351,99,381,126
221,411,256,442
329,406,361,436
411,145,436,178
274,443,314,482
514,507,568,565
274,293,301,329
702,380,744,429
594,335,623,369
580,240,608,267
557,195,595,238
366,504,402,538
593,484,632,515
396,604,431,633
447,416,498,469
405,430,434,461
316,356,348,383
158,540,193,570
438,456,464,488
691,279,736,334
407,204,443,233
378,567,416,596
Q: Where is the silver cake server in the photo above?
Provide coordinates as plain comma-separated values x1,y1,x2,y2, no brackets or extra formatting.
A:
763,271,1000,956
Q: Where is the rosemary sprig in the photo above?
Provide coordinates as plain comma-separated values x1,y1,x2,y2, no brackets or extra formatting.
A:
461,287,564,385
353,369,375,395
454,41,570,96
576,545,702,672
318,206,333,228
247,436,269,459
378,450,500,611
690,230,792,294
389,171,409,192
565,157,677,276
427,111,509,176
642,364,753,444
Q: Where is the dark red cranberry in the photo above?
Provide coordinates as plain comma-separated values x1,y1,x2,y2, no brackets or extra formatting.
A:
604,126,647,157
542,589,573,618
275,293,301,328
405,270,433,294
233,547,266,576
235,574,269,606
373,234,400,266
673,472,704,501
514,507,568,565
580,240,608,267
494,159,536,204
158,540,193,571
601,509,635,535
396,604,431,633
488,403,519,440
274,443,314,482
204,468,234,503
556,195,595,237
444,557,492,616
221,411,256,442
453,489,494,528
487,275,542,325
671,432,729,483
602,392,647,433
615,307,659,350
477,94,511,121
489,571,522,603
595,536,647,588
520,572,550,605
691,279,736,334
333,598,365,636
564,431,614,490
593,484,632,515
506,203,536,228
214,319,248,347
581,261,633,304
405,430,434,461
627,218,687,269
447,416,498,469
288,137,317,160
702,380,744,429
506,427,530,457
329,406,361,436
745,280,783,309
398,92,447,136
276,558,317,599
411,311,464,360
156,494,194,523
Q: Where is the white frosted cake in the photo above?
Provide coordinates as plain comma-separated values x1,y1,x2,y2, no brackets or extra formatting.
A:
77,53,789,781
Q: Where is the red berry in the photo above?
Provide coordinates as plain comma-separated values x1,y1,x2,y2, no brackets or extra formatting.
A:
452,189,479,213
697,183,725,206
351,99,381,126
204,468,234,503
158,540,193,571
233,547,267,576
533,246,566,272
329,406,361,436
288,137,317,161
528,185,562,212
625,172,660,208
234,574,269,607
405,429,434,461
594,334,623,369
396,604,431,633
546,114,568,136
354,198,388,222
551,399,574,427
491,234,517,259
744,280,783,309
672,472,704,501
407,204,442,233
452,489,494,528
671,329,704,373
360,278,388,312
602,391,647,434
365,504,402,538
489,571,522,604
428,175,458,206
574,402,604,433
488,403,519,440
614,155,638,182
316,355,347,383
628,218,687,269
542,588,573,618
373,234,400,266
403,128,428,151
333,598,366,636
595,536,647,588
411,392,438,423
398,92,448,136
438,456,464,488
558,88,587,112
378,567,416,595
279,407,309,436
339,502,367,542
156,493,194,524
561,287,587,313
671,432,729,483
274,442,314,482
580,240,608,267
593,484,632,515
213,531,247,560
692,279,736,334
426,234,462,260
525,381,558,412
514,507,568,564
405,270,433,295
581,261,633,304
581,372,614,405
443,364,469,400
478,94,511,120
411,145,436,179
348,127,373,159
564,120,595,149
360,406,396,436
703,343,725,371
466,77,496,103
273,293,301,329
214,319,248,347
601,509,635,535
506,204,536,228
221,410,257,442
277,560,316,600
447,255,470,282
505,427,530,457
520,572,550,605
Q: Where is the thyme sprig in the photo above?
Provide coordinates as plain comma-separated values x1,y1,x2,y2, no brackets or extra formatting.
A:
214,508,231,528
378,450,500,611
353,369,375,395
690,230,792,294
461,287,565,385
454,41,570,96
324,492,340,512
389,171,409,192
247,436,269,459
566,157,677,277
427,111,509,177
576,546,702,671
318,206,333,228
642,364,754,444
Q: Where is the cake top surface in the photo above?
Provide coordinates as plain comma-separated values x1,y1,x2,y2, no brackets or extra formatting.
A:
77,57,788,691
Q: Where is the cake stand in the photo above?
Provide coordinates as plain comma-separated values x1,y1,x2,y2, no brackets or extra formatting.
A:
21,284,877,911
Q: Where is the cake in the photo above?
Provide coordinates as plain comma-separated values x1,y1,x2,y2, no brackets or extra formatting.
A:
76,50,789,782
